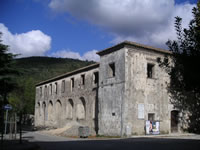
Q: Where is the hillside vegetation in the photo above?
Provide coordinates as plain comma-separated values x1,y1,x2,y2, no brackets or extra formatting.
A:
9,56,94,114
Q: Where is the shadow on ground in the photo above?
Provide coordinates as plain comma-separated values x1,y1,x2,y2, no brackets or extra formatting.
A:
34,138,200,150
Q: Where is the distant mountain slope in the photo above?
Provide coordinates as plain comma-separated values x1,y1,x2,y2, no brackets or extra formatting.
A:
9,56,95,114
14,56,95,83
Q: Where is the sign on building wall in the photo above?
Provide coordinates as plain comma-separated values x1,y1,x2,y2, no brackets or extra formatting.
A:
145,121,160,135
138,104,144,119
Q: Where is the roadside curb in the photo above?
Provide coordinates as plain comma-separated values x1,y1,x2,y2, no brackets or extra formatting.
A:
131,133,200,140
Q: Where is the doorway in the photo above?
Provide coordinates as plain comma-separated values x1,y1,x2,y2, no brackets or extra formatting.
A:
171,110,179,132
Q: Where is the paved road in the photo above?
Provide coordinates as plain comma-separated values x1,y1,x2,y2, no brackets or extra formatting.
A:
23,132,200,150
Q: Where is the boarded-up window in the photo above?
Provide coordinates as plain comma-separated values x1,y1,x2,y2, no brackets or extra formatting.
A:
48,101,53,121
66,99,74,119
77,97,86,120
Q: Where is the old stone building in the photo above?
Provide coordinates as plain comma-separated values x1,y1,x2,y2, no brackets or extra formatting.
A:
35,41,180,136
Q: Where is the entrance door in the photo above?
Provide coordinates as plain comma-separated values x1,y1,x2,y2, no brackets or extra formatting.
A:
171,110,179,132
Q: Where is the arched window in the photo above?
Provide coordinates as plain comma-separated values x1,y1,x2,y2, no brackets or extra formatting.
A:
76,97,86,119
42,102,46,121
55,100,62,123
48,101,53,121
56,100,62,113
37,102,41,116
66,99,74,119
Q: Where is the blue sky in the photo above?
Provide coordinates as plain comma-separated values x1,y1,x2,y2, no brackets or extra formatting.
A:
0,0,197,61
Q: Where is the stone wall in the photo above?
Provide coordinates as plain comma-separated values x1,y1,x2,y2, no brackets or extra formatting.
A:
124,46,172,135
98,48,126,136
35,65,99,135
35,41,180,137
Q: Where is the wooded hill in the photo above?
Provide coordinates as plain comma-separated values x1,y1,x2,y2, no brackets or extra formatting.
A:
9,56,94,114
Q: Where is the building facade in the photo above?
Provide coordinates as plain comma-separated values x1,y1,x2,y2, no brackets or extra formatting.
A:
35,41,180,136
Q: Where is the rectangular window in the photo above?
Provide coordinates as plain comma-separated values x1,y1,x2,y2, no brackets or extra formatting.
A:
50,84,52,95
147,63,154,78
55,82,58,94
40,87,42,97
108,63,115,77
81,74,85,85
71,78,74,90
93,72,99,84
45,86,47,97
148,113,155,121
61,80,65,93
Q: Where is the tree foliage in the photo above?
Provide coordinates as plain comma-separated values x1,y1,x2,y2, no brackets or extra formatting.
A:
8,56,94,115
9,78,35,114
0,33,18,104
0,32,19,136
164,1,200,133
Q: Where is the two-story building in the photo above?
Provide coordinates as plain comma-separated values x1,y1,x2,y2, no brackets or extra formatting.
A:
35,41,180,136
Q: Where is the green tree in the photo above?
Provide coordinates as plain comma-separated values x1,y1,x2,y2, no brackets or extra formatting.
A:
9,77,35,115
0,32,18,141
164,1,200,133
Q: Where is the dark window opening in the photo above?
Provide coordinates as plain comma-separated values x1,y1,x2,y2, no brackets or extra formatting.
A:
112,112,115,116
71,78,74,89
50,84,52,95
147,63,154,78
108,63,115,77
81,74,85,85
148,113,155,121
94,72,99,84
45,86,47,97
55,82,58,94
40,87,42,97
171,110,179,132
62,80,65,93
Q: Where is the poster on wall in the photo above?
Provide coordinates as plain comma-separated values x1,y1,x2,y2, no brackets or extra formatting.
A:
145,120,160,135
138,104,144,119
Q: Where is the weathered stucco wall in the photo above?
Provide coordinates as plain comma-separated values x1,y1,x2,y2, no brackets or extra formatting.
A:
35,66,99,135
98,48,126,136
35,41,178,137
124,46,172,135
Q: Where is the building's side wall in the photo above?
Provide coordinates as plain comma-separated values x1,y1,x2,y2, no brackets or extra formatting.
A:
35,67,99,135
98,48,126,136
124,47,171,135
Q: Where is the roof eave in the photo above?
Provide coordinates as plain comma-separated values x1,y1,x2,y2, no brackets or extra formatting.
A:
36,63,99,86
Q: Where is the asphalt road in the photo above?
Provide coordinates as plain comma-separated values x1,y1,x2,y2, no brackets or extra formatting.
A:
23,132,200,150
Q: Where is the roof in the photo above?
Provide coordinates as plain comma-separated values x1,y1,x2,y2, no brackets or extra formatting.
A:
36,63,99,86
97,41,172,56
36,41,171,86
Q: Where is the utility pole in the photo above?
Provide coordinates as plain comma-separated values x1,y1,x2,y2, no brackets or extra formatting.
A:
19,112,22,144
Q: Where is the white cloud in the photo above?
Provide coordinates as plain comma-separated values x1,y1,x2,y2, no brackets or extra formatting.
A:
49,49,100,62
49,49,81,60
0,23,51,57
82,50,100,62
49,0,195,49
